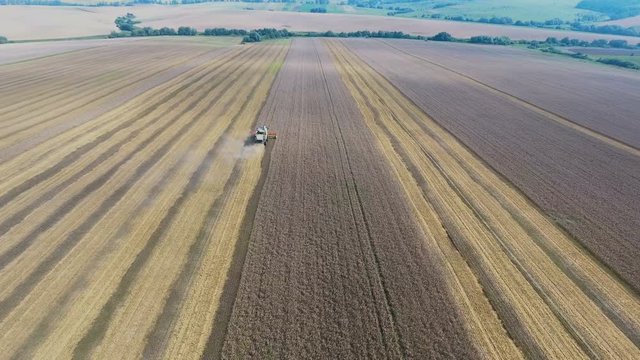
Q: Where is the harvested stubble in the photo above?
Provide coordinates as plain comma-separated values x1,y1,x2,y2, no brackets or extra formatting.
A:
0,39,286,359
329,39,640,359
220,38,477,359
343,38,640,294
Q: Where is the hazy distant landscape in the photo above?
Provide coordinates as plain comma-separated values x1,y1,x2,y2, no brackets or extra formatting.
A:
2,0,640,41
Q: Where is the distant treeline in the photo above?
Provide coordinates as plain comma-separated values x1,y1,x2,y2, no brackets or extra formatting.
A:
426,14,640,38
109,15,425,42
0,35,8,44
299,30,424,40
596,57,640,69
429,31,640,49
110,26,423,42
108,22,295,43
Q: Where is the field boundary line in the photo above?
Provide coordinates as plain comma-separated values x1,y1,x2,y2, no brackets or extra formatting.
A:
378,39,640,158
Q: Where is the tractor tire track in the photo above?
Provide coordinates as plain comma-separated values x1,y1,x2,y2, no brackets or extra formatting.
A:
314,40,404,357
340,41,640,344
334,41,639,358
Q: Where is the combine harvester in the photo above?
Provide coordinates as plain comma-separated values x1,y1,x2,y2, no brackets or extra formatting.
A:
252,125,277,145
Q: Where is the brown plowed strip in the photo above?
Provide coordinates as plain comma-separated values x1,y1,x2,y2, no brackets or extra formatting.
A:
329,39,640,358
378,40,640,158
220,38,477,359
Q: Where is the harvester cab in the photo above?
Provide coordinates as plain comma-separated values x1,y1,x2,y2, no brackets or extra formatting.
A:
253,125,277,145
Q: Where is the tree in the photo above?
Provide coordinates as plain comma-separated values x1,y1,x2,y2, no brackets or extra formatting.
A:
115,13,140,32
0,36,7,44
177,26,197,36
430,32,454,41
590,39,608,47
243,31,262,43
609,39,629,48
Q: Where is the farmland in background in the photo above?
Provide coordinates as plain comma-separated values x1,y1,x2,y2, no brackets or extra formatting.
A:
3,4,640,42
0,32,638,358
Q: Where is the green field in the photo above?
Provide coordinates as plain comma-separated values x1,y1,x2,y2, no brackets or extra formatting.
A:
596,54,640,65
402,0,605,22
314,0,608,22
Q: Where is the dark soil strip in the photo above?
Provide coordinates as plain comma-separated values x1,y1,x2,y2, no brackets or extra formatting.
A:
315,41,404,357
0,47,251,241
379,39,640,156
71,47,276,359
200,137,274,360
0,48,261,323
144,47,287,360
